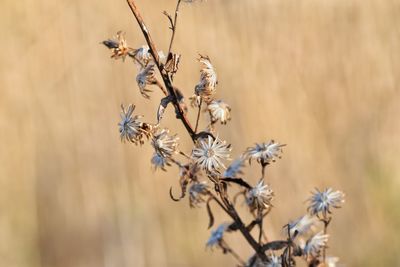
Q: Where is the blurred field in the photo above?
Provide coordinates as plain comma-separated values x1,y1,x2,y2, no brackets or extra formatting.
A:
1,0,400,266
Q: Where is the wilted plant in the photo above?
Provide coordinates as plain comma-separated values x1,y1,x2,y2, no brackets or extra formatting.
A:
101,1,345,266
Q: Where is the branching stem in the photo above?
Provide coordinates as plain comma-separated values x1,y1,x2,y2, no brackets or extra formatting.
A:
126,0,268,262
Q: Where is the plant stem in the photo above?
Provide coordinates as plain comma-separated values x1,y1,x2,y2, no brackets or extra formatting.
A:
167,0,182,55
194,98,203,133
126,0,267,262
126,0,196,141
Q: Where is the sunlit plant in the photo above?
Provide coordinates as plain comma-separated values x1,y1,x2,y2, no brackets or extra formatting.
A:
101,1,345,266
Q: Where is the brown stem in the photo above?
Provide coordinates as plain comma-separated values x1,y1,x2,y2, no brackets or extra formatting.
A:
194,98,203,133
322,216,330,263
257,209,263,244
127,0,196,141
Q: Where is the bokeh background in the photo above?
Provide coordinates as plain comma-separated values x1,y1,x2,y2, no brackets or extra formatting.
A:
1,0,400,266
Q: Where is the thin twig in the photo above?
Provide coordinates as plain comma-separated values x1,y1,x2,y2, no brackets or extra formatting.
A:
167,0,182,55
258,209,263,244
194,98,203,133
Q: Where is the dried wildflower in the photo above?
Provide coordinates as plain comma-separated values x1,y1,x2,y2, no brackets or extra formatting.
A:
195,55,217,101
130,45,152,66
136,64,157,99
246,140,285,165
102,31,132,60
118,104,146,144
246,179,274,211
207,100,231,124
164,53,181,77
303,231,329,257
151,129,179,158
191,136,231,174
223,157,245,178
151,153,170,171
288,214,318,238
189,181,209,207
308,188,345,217
206,223,228,248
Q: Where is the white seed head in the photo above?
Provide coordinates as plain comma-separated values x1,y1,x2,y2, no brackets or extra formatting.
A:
118,104,144,144
246,140,285,165
288,214,318,238
151,129,179,158
303,231,329,257
246,179,274,211
195,55,217,101
136,64,156,99
307,188,345,217
191,136,231,174
207,100,231,124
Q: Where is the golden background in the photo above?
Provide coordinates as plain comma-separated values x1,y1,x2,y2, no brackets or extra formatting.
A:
1,0,399,266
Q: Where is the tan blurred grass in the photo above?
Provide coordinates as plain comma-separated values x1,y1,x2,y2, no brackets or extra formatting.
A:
1,0,400,266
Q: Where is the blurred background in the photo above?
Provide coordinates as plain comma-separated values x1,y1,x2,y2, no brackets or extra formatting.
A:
1,0,399,266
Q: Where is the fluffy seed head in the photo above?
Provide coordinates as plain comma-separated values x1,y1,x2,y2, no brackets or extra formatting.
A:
246,179,274,211
151,129,179,158
195,55,217,101
307,188,345,217
191,136,231,174
246,140,285,165
303,231,329,257
118,104,146,144
207,100,231,124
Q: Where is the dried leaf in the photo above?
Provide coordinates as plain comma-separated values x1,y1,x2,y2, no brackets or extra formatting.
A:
169,187,181,202
206,198,215,229
157,95,173,123
261,240,288,251
220,177,251,189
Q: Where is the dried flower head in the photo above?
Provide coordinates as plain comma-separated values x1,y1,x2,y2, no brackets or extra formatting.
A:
303,231,329,257
191,136,231,174
223,157,245,178
246,179,274,211
102,31,132,60
136,64,157,99
308,188,345,217
288,214,318,238
246,140,285,165
151,153,170,171
118,104,148,144
207,100,231,124
206,223,228,248
195,55,217,101
130,45,152,66
189,181,209,207
151,129,179,158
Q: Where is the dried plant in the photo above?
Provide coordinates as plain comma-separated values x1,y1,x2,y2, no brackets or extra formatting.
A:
101,1,346,266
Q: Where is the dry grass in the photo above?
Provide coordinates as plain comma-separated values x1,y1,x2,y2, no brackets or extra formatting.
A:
1,0,399,266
